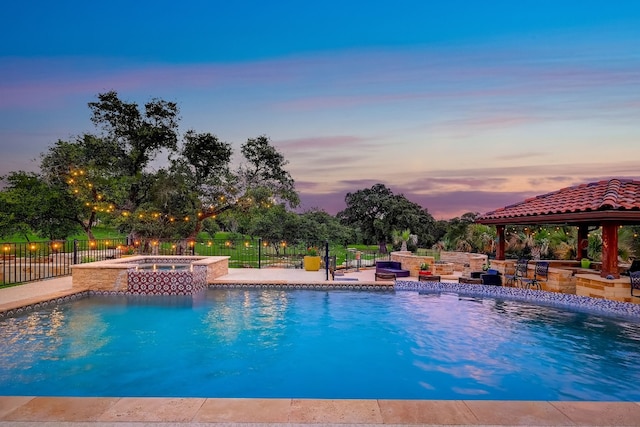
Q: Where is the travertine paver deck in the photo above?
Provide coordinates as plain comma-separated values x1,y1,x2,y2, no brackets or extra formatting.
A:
2,397,640,425
1,270,639,426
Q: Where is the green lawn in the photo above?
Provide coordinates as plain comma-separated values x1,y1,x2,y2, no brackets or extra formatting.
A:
3,225,126,243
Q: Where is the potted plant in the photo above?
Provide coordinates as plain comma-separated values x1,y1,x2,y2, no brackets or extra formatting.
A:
419,262,431,275
303,247,321,271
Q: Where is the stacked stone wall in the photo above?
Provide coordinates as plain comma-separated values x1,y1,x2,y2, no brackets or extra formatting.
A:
576,274,639,304
389,252,435,277
203,258,229,282
72,268,128,292
440,251,487,273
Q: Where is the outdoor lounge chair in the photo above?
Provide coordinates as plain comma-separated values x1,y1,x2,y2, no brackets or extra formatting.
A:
520,261,549,290
631,271,640,297
504,259,528,287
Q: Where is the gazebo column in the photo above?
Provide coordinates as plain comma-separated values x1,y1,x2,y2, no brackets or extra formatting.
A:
600,222,619,279
496,225,505,260
577,224,589,261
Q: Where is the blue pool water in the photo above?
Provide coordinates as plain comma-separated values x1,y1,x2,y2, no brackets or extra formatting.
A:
1,289,639,400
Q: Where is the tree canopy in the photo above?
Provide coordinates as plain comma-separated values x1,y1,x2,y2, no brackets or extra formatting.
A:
0,172,80,240
337,183,436,252
33,92,300,241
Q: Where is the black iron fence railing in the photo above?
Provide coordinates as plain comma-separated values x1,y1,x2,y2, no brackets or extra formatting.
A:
1,238,129,285
1,238,395,286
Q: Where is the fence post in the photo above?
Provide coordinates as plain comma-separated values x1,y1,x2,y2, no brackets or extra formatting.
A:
73,239,78,265
258,238,262,269
324,240,329,281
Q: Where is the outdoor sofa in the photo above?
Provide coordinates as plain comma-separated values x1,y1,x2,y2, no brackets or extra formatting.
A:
375,261,410,278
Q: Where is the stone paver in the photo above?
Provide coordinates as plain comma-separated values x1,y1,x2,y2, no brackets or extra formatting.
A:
3,397,640,425
379,399,479,424
193,398,292,423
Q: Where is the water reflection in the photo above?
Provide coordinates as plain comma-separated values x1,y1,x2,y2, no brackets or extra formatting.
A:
1,289,639,399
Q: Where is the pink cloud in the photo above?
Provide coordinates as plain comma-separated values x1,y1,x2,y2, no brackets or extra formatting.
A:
494,151,546,161
297,186,537,220
401,177,509,193
278,135,372,150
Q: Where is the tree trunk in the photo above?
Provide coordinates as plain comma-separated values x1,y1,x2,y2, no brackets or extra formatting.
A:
189,204,234,239
84,225,95,241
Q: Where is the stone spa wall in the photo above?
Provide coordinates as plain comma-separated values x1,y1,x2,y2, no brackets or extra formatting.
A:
71,256,229,295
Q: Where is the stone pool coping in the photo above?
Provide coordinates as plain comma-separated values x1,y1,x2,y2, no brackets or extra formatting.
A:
2,396,640,426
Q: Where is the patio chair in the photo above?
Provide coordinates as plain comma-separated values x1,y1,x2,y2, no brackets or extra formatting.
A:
631,271,640,297
520,261,549,290
503,259,528,287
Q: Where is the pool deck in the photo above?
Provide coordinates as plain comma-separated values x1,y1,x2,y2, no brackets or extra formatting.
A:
2,269,640,426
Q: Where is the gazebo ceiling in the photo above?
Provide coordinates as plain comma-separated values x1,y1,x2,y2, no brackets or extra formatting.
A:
476,179,640,226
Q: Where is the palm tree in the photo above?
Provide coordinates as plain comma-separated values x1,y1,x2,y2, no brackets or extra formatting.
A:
393,229,417,252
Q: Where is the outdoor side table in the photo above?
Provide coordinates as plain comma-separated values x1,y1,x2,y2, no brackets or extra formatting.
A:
458,276,483,284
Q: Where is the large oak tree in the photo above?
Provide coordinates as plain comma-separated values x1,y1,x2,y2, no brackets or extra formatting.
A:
337,183,436,252
38,92,299,241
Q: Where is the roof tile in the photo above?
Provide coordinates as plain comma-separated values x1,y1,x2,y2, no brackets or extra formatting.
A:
478,179,640,221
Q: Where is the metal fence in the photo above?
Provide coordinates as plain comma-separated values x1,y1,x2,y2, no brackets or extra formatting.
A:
2,238,388,286
1,238,129,285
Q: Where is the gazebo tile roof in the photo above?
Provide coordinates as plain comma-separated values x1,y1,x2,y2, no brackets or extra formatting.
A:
478,179,640,221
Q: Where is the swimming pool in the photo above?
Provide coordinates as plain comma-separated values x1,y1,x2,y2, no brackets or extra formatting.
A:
1,288,639,400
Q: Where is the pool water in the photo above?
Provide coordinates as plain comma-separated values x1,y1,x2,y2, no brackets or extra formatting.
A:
1,289,639,400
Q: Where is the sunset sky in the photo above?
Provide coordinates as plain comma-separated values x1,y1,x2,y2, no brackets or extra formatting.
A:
1,1,639,219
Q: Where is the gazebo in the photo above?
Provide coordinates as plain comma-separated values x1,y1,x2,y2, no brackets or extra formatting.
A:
476,179,640,279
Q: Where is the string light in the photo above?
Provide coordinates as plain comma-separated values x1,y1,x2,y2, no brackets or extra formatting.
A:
64,167,274,225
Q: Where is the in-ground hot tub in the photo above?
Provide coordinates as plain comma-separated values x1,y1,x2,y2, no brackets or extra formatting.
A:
71,256,229,295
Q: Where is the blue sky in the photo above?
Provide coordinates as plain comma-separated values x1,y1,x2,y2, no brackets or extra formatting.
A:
1,1,639,219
